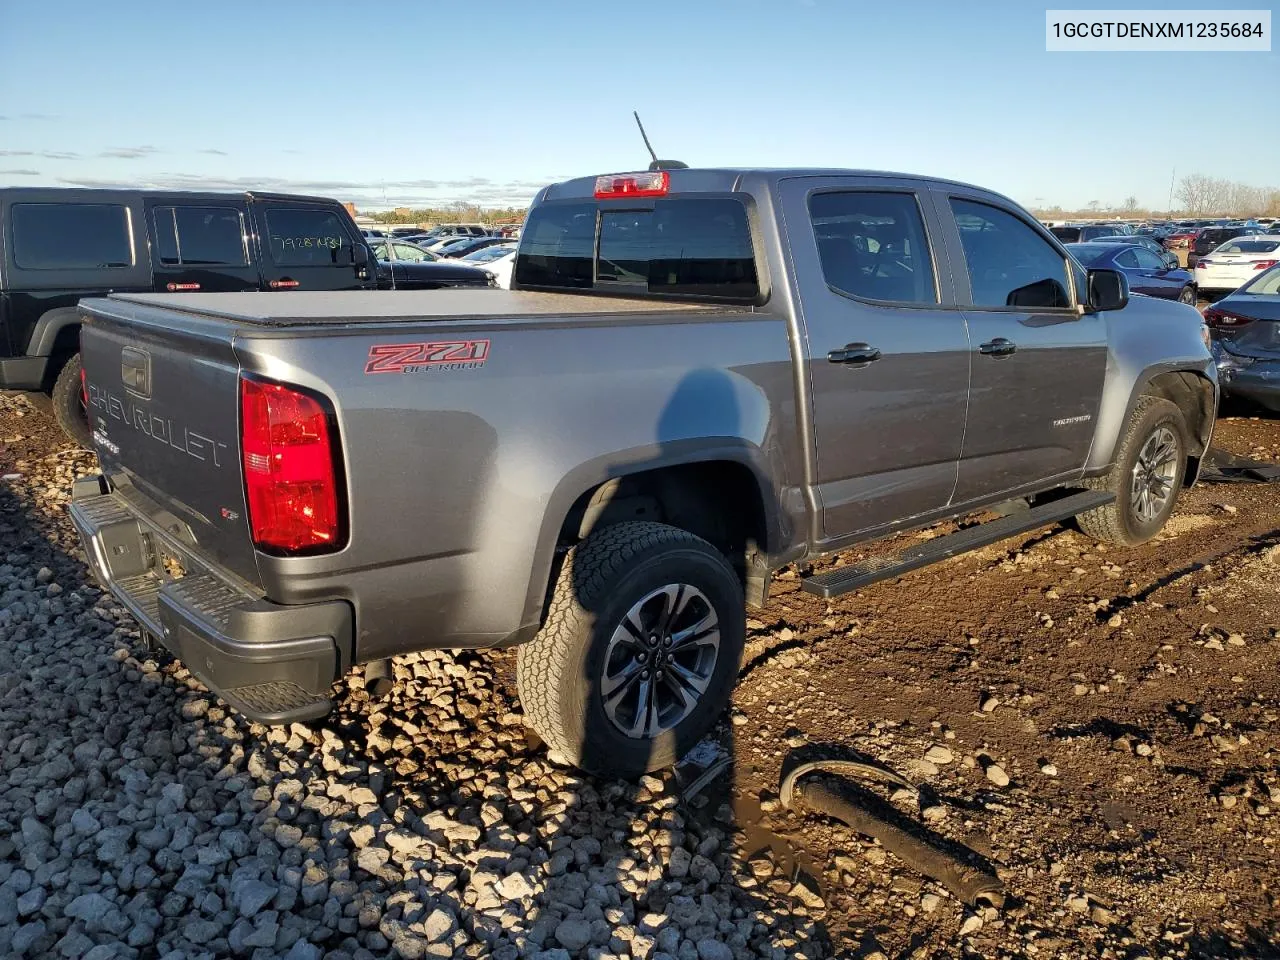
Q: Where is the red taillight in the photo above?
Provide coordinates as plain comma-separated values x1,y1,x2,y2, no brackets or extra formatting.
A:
165,282,201,291
269,279,300,289
239,376,344,554
594,171,669,199
1203,306,1254,328
1253,259,1278,270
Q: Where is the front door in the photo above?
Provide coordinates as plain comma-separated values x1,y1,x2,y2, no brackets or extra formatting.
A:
250,200,369,291
936,193,1108,503
780,177,971,541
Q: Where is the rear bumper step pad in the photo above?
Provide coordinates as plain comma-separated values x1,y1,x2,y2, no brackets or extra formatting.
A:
70,478,349,724
802,490,1115,599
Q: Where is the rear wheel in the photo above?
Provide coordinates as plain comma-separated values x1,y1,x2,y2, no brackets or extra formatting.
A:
516,521,745,776
1077,396,1187,546
51,353,91,449
1178,285,1197,305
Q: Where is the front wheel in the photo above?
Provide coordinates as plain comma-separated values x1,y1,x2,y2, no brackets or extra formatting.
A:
51,353,91,449
516,521,745,776
1077,396,1187,546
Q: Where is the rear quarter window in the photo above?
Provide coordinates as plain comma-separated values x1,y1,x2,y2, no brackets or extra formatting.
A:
11,202,134,270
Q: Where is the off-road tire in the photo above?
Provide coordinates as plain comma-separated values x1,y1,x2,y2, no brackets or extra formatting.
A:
1077,396,1187,546
51,354,91,449
516,521,744,776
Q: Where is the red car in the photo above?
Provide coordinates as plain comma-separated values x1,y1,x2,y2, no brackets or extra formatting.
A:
1166,227,1201,249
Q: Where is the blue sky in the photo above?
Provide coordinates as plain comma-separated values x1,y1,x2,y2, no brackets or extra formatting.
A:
1,0,1275,212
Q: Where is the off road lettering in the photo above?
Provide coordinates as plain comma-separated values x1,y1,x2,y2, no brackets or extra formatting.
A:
364,339,490,374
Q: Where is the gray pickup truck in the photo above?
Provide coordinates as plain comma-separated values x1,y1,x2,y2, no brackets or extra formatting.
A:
70,167,1216,776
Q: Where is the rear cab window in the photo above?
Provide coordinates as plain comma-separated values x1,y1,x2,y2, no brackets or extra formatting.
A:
10,203,134,270
515,196,760,302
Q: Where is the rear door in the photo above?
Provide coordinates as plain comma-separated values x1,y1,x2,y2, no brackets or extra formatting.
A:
145,200,259,292
779,176,971,540
936,192,1107,502
250,199,369,291
1130,245,1184,297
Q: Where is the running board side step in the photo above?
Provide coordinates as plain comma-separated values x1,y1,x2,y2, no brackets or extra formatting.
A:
801,490,1115,599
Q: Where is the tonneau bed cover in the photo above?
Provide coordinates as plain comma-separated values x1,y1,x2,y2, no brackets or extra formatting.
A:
102,289,740,326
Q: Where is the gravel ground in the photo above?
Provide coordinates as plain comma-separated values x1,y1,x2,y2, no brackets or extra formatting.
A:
2,392,1279,960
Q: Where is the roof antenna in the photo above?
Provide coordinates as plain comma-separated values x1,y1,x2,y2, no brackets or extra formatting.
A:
633,111,688,171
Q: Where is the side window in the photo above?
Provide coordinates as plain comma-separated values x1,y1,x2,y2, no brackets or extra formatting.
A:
1132,247,1166,269
153,206,247,266
1113,248,1140,268
393,242,427,262
370,241,390,259
11,203,133,270
949,198,1072,308
808,191,937,303
264,208,355,266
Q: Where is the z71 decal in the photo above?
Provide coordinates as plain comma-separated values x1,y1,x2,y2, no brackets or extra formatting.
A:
364,339,490,374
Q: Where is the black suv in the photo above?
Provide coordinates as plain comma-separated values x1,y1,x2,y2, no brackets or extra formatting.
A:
1189,226,1250,268
0,188,490,445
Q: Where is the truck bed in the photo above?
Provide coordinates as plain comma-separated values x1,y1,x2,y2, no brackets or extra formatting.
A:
104,289,740,326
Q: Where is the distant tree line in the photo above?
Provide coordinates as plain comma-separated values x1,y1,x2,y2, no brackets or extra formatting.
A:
1031,174,1280,220
367,202,527,225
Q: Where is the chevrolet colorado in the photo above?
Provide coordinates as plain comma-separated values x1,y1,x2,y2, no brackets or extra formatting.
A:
70,167,1217,775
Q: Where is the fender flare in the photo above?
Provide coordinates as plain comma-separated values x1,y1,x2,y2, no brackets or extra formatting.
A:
516,439,786,637
1091,361,1218,476
27,306,83,358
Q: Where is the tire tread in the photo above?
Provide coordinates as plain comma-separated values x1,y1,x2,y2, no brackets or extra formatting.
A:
516,521,729,767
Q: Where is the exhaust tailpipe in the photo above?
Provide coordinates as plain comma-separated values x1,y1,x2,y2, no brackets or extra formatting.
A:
363,659,394,699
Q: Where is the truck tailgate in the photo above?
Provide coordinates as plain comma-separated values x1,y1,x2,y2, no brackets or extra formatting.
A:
79,297,261,586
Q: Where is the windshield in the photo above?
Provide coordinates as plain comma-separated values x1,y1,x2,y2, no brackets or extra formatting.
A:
1064,243,1113,267
1050,227,1081,243
1216,239,1280,255
1240,264,1280,295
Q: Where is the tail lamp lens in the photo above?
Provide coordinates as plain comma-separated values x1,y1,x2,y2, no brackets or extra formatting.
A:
240,376,344,554
1202,307,1254,328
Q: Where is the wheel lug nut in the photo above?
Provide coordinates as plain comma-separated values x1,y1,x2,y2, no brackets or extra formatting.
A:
663,638,672,647
641,670,650,680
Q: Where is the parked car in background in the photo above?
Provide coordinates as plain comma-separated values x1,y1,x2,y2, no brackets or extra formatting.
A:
424,236,476,255
389,226,426,238
373,257,493,292
1051,224,1131,244
1205,263,1280,410
1190,226,1251,267
453,242,517,265
479,248,515,288
418,223,490,241
1066,242,1197,303
1193,236,1280,295
437,236,516,260
0,187,378,445
369,239,439,262
1087,235,1180,268
1167,226,1201,249
360,228,387,238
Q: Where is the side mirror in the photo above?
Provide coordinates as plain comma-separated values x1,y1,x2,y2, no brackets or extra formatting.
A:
1164,254,1179,270
352,243,370,267
1087,268,1129,312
